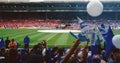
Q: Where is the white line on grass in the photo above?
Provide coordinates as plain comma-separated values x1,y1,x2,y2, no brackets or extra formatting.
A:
46,33,58,41
55,33,69,45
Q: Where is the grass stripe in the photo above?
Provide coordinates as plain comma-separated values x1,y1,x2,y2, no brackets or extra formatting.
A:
47,33,63,45
36,33,51,42
38,33,55,41
29,33,47,45
0,29,35,35
0,29,37,38
67,33,76,45
30,33,55,45
56,33,69,45
46,33,58,41
12,31,37,39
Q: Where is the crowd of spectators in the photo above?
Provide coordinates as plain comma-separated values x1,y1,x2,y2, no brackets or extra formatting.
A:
85,21,120,29
0,37,120,63
0,19,61,29
1,19,120,29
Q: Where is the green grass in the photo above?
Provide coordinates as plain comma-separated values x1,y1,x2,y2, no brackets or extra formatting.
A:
0,29,120,48
0,29,77,48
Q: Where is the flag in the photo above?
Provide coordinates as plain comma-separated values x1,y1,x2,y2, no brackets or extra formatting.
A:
0,38,4,48
95,34,102,45
89,30,97,46
88,29,103,63
77,17,90,34
69,31,78,39
69,31,87,42
96,28,103,43
88,29,98,55
104,26,115,58
98,24,115,58
77,17,98,57
87,30,97,63
89,29,102,53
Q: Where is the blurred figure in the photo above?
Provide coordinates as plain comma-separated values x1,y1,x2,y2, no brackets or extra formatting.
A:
0,48,5,63
19,48,29,63
24,35,30,48
108,48,120,63
51,46,59,63
9,39,17,49
7,49,19,63
92,56,101,63
79,45,89,63
28,54,44,63
5,37,10,48
0,38,4,48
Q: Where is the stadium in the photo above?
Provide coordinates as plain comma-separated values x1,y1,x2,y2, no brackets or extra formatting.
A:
0,0,120,63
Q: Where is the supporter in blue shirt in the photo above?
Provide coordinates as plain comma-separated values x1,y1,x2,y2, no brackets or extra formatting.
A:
24,35,30,48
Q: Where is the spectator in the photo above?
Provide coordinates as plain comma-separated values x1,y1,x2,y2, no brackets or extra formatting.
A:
108,48,120,63
7,49,19,63
28,54,44,63
92,56,101,63
0,48,5,63
19,49,29,63
0,38,4,49
24,35,30,48
9,39,17,49
5,37,10,48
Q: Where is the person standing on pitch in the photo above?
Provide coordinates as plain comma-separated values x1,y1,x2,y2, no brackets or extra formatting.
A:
5,37,10,48
24,35,30,48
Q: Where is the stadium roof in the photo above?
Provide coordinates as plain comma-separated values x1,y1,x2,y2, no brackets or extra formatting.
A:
0,2,120,12
0,0,120,3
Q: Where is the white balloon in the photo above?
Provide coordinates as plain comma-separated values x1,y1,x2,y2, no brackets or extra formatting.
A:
87,0,103,17
112,35,120,49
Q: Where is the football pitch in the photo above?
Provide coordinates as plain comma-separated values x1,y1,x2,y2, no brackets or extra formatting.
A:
0,28,120,48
